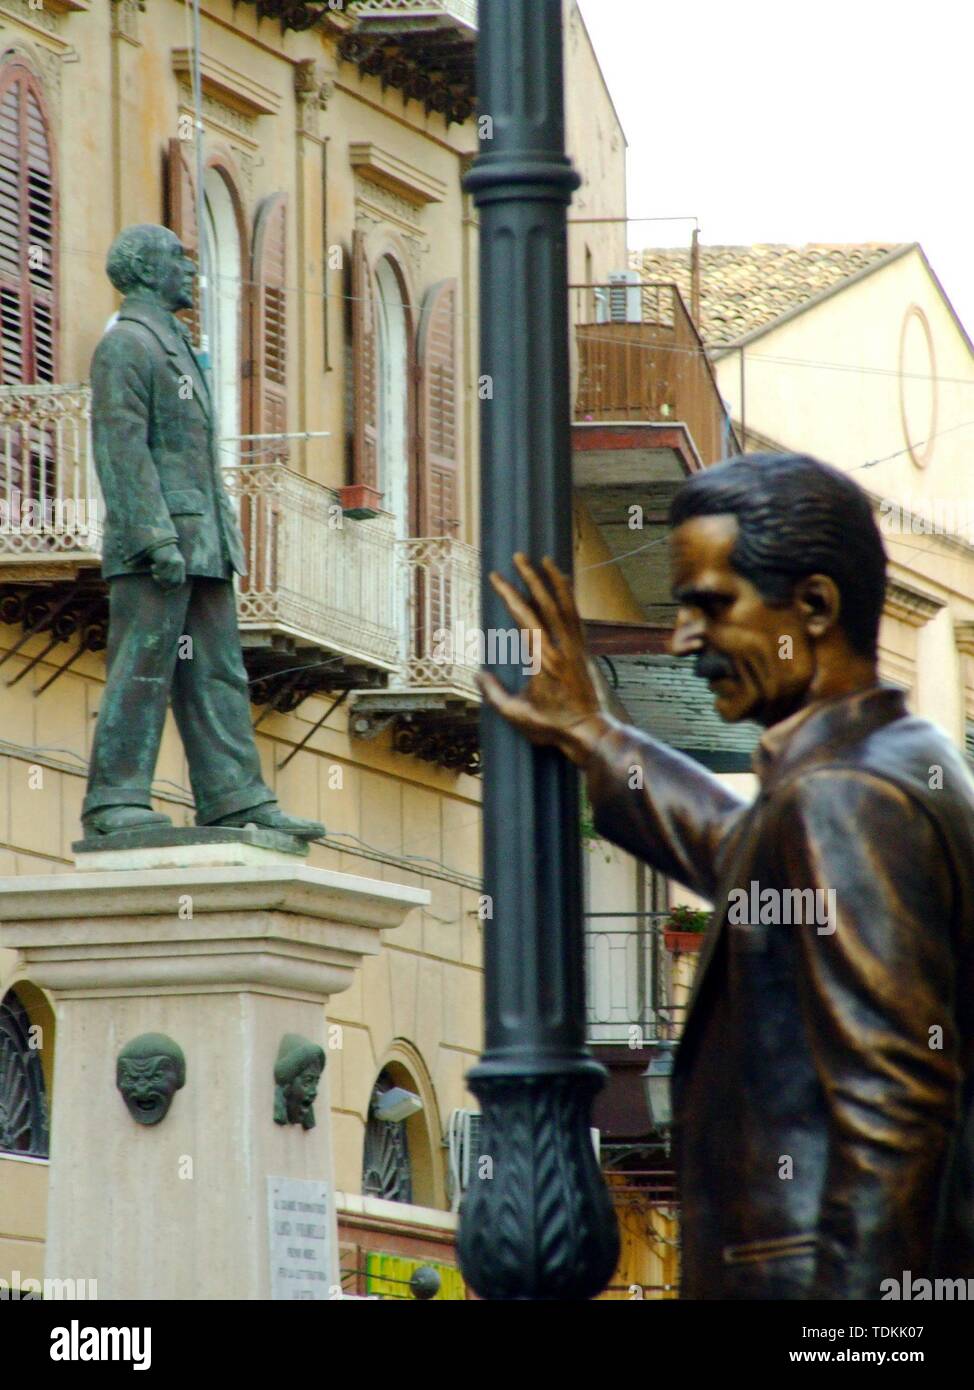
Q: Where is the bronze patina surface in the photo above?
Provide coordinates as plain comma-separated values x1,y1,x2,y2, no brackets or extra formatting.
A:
273,1034,326,1130
82,226,323,844
481,452,974,1299
116,1032,186,1127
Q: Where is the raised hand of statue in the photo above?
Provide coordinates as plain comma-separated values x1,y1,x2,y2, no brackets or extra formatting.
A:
150,541,186,591
476,552,609,768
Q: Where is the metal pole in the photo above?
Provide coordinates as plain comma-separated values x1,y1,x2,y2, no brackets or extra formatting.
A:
457,0,619,1300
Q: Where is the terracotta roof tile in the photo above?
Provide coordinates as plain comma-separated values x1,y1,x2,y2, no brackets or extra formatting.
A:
633,243,908,348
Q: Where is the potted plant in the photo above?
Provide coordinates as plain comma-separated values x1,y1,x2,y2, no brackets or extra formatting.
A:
662,904,710,954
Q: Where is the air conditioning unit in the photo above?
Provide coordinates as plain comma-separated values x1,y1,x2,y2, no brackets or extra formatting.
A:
446,1108,485,1211
596,269,642,325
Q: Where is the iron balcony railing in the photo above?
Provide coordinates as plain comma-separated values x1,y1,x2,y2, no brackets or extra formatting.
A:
225,461,401,672
0,383,102,564
0,385,478,695
584,912,689,1044
392,534,481,700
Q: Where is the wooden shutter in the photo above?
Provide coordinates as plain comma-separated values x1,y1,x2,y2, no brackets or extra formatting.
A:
0,61,58,387
249,192,288,459
166,136,200,344
0,60,58,510
417,279,459,536
351,228,379,493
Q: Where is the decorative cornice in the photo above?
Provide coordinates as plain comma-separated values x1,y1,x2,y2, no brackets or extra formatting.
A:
0,0,61,39
955,622,974,658
171,47,281,117
176,82,258,151
884,580,944,628
350,141,447,205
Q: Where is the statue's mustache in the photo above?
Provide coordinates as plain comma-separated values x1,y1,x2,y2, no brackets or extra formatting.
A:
694,650,736,682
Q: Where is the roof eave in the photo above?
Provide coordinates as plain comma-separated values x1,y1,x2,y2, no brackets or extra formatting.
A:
709,243,916,359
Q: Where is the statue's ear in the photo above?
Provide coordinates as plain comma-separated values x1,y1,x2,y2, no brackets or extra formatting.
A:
794,573,840,640
129,247,155,290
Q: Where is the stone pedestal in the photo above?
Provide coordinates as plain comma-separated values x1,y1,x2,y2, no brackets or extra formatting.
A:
0,845,428,1300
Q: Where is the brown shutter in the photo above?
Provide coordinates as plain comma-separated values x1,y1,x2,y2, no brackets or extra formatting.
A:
351,228,379,495
249,192,288,460
417,278,459,537
0,60,58,507
166,136,200,343
0,62,58,388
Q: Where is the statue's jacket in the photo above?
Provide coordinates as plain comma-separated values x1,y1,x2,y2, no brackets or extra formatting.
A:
90,297,246,579
585,685,974,1299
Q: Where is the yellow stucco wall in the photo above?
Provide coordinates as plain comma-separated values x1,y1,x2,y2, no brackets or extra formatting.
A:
0,0,629,1285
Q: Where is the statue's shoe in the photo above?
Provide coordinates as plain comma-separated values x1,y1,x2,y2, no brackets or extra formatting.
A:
208,803,325,841
82,807,173,836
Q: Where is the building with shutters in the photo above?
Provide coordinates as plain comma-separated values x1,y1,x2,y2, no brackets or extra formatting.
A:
0,0,676,1300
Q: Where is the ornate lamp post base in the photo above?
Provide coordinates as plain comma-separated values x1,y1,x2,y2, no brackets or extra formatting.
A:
458,1067,620,1300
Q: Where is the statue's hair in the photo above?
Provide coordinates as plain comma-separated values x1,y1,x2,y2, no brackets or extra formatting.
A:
105,224,178,295
669,453,887,658
116,1032,186,1087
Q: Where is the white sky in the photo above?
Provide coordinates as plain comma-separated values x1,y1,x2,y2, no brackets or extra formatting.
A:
576,0,974,336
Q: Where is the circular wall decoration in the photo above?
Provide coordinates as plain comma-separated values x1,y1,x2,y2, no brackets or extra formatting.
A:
898,304,938,469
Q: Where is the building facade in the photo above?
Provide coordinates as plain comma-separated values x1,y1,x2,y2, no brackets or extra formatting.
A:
0,0,648,1299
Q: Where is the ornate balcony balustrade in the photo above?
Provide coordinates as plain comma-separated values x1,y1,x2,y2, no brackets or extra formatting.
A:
351,0,477,31
0,384,102,574
393,534,480,698
0,389,478,734
350,534,481,773
224,462,400,693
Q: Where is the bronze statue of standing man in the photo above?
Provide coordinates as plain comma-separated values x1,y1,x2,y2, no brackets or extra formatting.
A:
482,453,974,1300
82,224,322,841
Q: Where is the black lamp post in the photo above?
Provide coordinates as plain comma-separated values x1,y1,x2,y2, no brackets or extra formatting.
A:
456,0,619,1300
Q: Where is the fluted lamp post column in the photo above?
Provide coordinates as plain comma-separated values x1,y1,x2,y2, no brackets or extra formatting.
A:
457,0,620,1299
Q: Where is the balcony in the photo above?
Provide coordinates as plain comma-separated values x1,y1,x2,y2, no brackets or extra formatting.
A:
0,386,473,722
0,384,102,577
352,0,476,31
338,0,477,124
585,914,684,1047
349,534,482,774
571,281,735,469
224,462,400,703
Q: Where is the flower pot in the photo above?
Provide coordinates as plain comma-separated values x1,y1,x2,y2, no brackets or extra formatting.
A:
663,929,704,954
339,484,384,519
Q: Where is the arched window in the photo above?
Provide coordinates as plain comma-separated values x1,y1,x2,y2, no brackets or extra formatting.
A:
202,164,244,463
0,57,57,386
374,255,410,539
0,988,49,1158
362,1069,414,1204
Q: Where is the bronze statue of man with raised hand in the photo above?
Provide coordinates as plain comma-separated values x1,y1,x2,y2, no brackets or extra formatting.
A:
482,453,974,1300
82,224,323,842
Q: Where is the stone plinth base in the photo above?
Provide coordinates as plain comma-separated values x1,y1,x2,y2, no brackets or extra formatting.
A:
0,854,428,1300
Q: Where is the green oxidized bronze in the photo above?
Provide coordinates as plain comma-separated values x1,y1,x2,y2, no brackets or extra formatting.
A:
274,1034,326,1130
116,1033,186,1126
81,224,324,845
